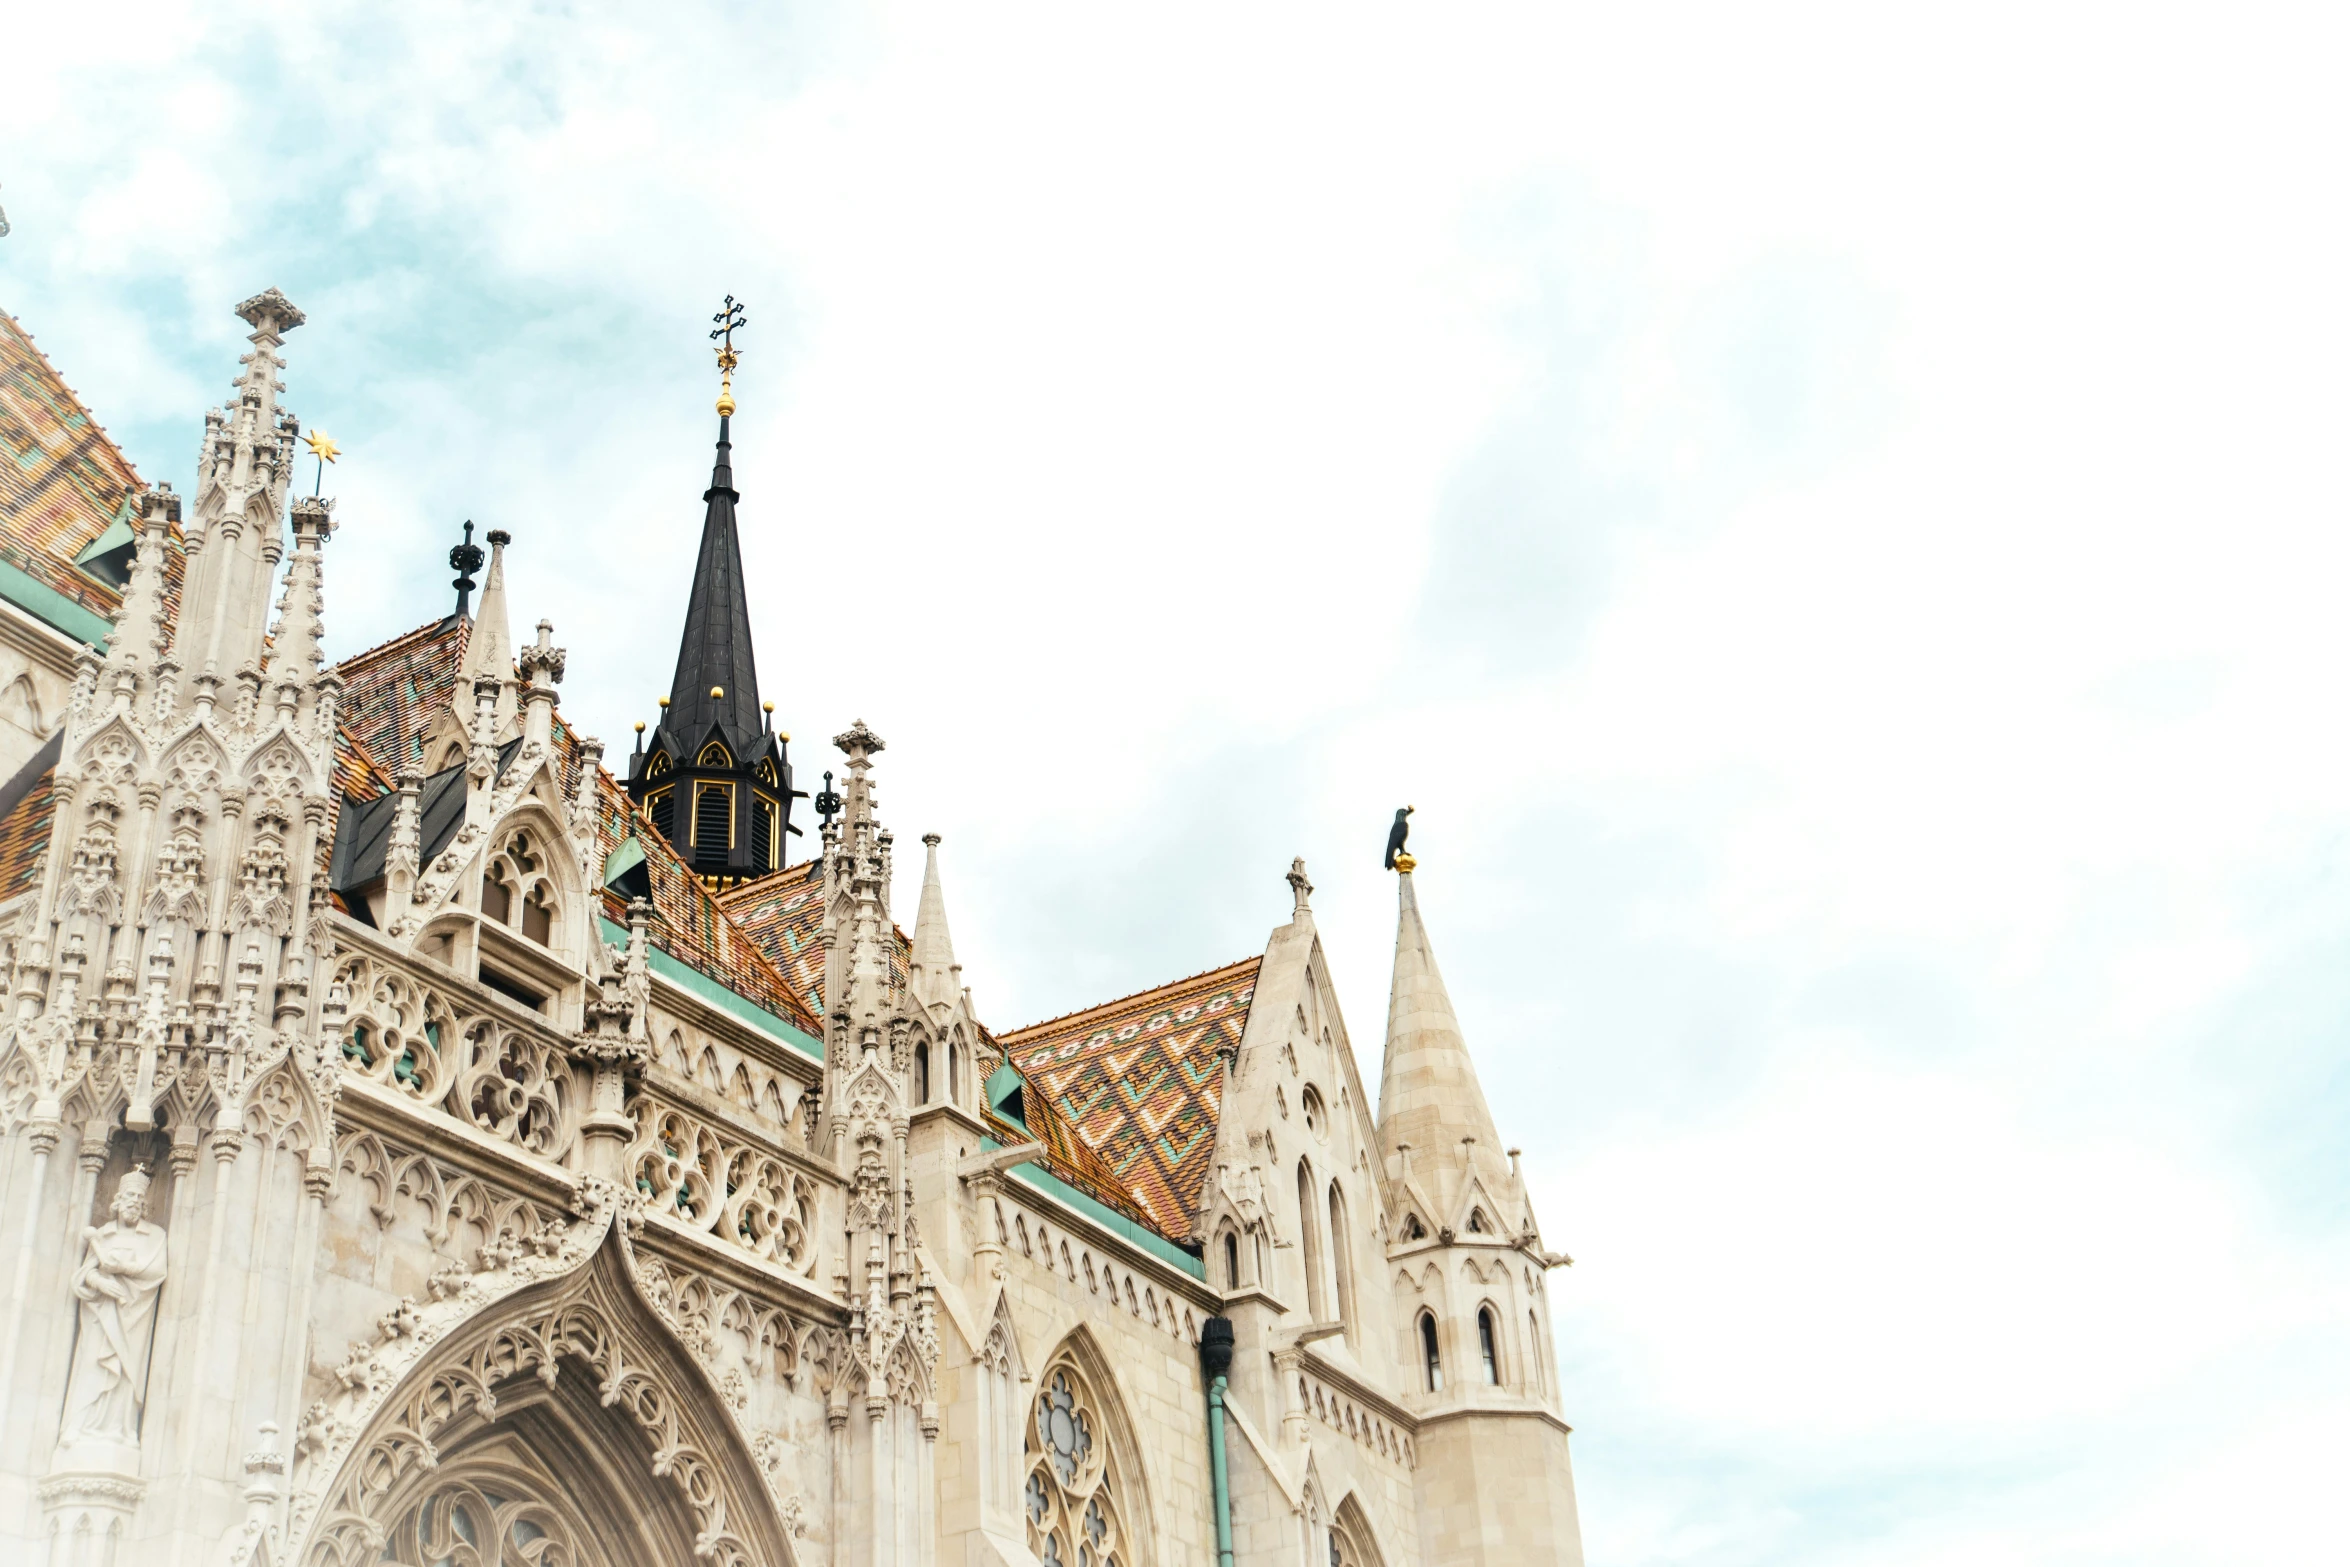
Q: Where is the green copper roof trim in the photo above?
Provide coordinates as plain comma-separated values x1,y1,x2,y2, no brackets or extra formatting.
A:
601,837,646,886
981,1135,1207,1280
597,914,822,1061
0,559,113,648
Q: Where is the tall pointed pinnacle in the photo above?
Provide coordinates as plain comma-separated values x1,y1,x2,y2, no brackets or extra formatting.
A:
825,720,894,1045
661,296,765,758
451,528,517,737
176,288,305,692
1377,855,1504,1206
907,833,963,1012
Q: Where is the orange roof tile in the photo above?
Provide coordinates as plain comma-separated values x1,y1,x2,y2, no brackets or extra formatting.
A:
1000,958,1259,1240
0,310,187,642
587,764,822,1039
0,311,141,619
0,764,58,904
715,860,826,1018
333,615,468,779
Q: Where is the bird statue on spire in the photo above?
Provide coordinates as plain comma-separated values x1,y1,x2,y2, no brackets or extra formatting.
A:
1384,805,1415,870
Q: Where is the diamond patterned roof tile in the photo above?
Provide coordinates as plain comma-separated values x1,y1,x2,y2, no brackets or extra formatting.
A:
1000,957,1260,1241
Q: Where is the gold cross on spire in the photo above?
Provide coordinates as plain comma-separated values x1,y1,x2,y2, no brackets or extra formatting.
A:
710,295,746,417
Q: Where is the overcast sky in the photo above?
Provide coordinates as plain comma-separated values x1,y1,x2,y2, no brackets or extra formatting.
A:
6,3,2347,1561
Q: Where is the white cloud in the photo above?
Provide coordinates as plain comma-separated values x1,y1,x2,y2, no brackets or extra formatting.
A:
5,1,2347,1560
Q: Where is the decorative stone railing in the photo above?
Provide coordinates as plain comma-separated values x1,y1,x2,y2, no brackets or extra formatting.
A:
330,941,581,1166
328,925,837,1294
623,1082,825,1279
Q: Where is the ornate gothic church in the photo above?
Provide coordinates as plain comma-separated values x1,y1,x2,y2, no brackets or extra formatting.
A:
0,290,1584,1565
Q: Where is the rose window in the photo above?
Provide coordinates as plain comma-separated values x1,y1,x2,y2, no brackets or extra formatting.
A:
1025,1359,1127,1567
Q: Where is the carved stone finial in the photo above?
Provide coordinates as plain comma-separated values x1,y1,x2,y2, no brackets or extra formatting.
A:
234,287,305,336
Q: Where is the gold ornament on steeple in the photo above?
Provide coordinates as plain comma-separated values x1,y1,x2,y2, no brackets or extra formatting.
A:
304,428,339,495
711,294,746,417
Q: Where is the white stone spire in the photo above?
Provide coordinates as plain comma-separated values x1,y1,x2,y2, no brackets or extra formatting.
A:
823,719,894,1042
177,289,304,700
906,833,961,1014
1376,863,1504,1209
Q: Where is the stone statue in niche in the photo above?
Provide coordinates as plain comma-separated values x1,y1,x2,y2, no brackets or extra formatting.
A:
57,1163,168,1461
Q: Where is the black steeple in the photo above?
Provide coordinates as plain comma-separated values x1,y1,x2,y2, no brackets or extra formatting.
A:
660,413,766,758
624,296,804,889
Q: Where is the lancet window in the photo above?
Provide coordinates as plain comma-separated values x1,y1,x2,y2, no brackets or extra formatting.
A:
481,828,556,945
1418,1312,1442,1392
1024,1360,1133,1567
1478,1306,1501,1385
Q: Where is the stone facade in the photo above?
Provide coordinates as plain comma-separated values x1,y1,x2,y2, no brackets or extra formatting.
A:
0,290,1586,1566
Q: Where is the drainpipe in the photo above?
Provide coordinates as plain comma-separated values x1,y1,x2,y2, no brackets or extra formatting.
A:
1201,1316,1237,1567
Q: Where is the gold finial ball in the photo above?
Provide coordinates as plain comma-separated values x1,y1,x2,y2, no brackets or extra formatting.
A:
716,388,736,418
762,701,774,713
633,721,645,733
658,696,670,709
778,730,790,742
1393,851,1418,874
711,685,724,700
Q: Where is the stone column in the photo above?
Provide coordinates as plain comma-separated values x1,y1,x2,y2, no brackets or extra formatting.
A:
0,1115,63,1412
867,1394,892,1567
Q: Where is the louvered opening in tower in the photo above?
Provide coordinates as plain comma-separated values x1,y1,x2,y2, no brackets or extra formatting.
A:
751,795,774,870
694,782,732,868
648,787,674,841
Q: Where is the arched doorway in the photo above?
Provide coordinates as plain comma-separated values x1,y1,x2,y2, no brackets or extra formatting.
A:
293,1222,800,1567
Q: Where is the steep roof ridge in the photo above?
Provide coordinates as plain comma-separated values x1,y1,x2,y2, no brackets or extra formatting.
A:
1001,954,1264,1039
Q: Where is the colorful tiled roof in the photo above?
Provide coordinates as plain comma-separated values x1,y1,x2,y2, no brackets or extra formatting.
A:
0,764,59,904
715,858,922,1024
334,615,468,779
332,722,396,804
0,311,144,626
586,765,822,1039
715,860,826,1017
999,958,1259,1240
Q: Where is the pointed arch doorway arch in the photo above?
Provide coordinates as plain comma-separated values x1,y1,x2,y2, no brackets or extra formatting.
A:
291,1220,803,1567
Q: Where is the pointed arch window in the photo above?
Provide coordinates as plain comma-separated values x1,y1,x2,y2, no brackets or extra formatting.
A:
1326,1181,1354,1335
1401,1213,1427,1241
696,741,732,767
1419,1311,1442,1392
915,1042,931,1103
1025,1360,1134,1567
646,751,671,778
1222,1231,1241,1289
1478,1306,1501,1385
1530,1308,1546,1394
481,829,557,946
1296,1159,1326,1320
